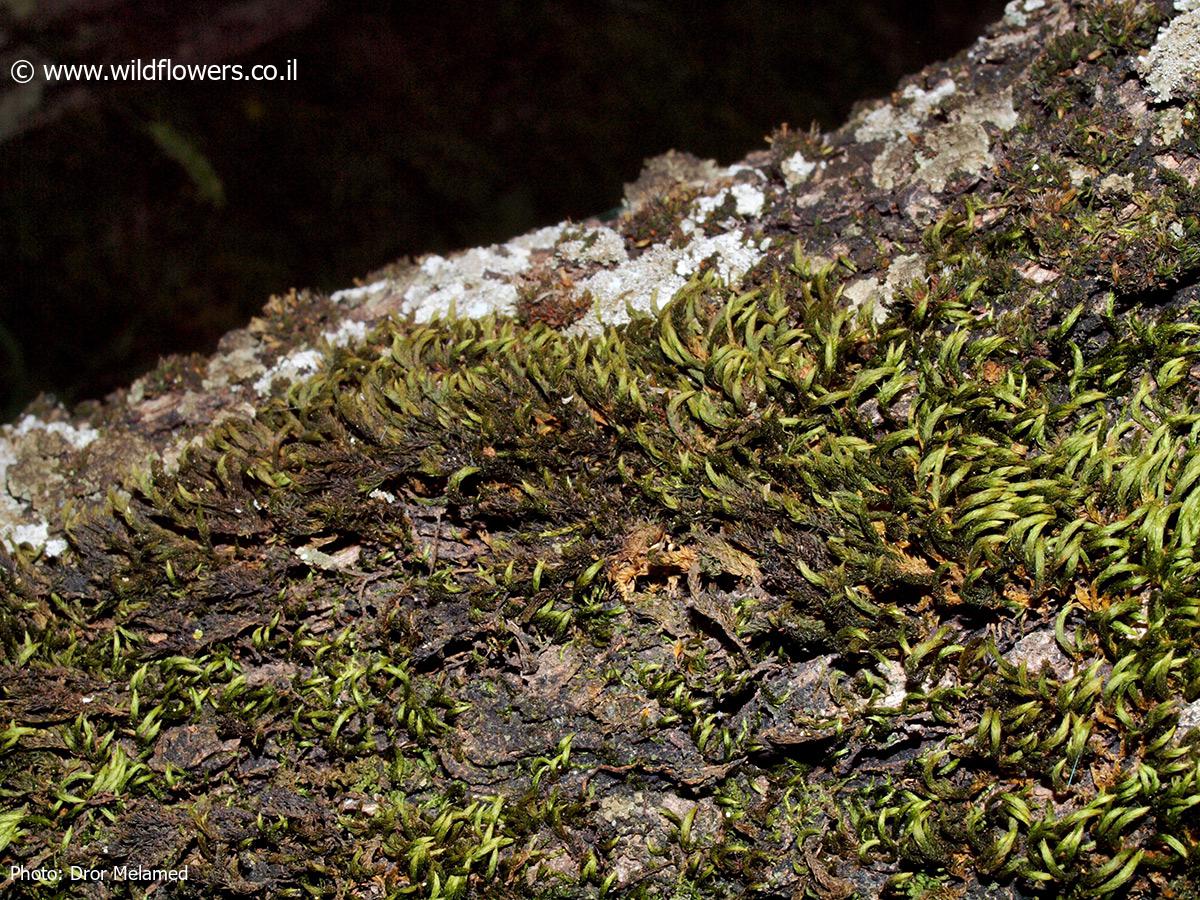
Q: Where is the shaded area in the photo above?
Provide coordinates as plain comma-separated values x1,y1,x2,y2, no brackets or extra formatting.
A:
0,0,1004,417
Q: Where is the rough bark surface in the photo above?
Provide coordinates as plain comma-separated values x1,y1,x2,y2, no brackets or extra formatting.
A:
5,1,1200,897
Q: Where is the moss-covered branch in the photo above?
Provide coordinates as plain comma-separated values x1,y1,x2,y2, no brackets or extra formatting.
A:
5,1,1200,896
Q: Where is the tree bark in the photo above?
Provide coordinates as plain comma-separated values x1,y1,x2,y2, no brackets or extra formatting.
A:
4,1,1200,896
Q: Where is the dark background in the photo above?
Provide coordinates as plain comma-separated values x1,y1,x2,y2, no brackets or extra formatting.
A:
0,0,1005,419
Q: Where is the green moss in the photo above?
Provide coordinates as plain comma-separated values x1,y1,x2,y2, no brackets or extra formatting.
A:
4,237,1200,894
8,12,1200,892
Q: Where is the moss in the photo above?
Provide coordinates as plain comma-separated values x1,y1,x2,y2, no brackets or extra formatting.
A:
6,231,1200,893
1031,0,1165,100
8,3,1200,896
517,274,595,329
621,184,700,251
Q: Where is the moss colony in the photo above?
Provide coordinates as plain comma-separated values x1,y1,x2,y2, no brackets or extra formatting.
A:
6,0,1200,896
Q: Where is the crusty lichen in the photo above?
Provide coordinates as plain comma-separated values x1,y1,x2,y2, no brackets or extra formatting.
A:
1139,8,1200,102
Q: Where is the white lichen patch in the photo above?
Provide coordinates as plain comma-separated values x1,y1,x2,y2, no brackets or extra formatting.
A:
253,347,324,396
721,162,765,179
675,231,764,281
872,87,1018,192
1156,107,1189,145
1067,163,1095,186
842,254,925,322
6,521,49,551
556,225,628,266
963,86,1020,132
12,414,99,450
202,344,267,391
7,521,67,558
331,279,391,303
317,213,763,346
727,183,766,217
854,78,957,143
1139,10,1200,103
685,184,766,232
0,415,97,556
570,230,766,332
572,244,685,329
0,438,33,554
402,252,520,322
252,223,640,397
693,191,731,221
1003,0,1045,28
398,224,566,324
918,89,1018,191
322,319,368,348
780,151,817,188
915,121,995,192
